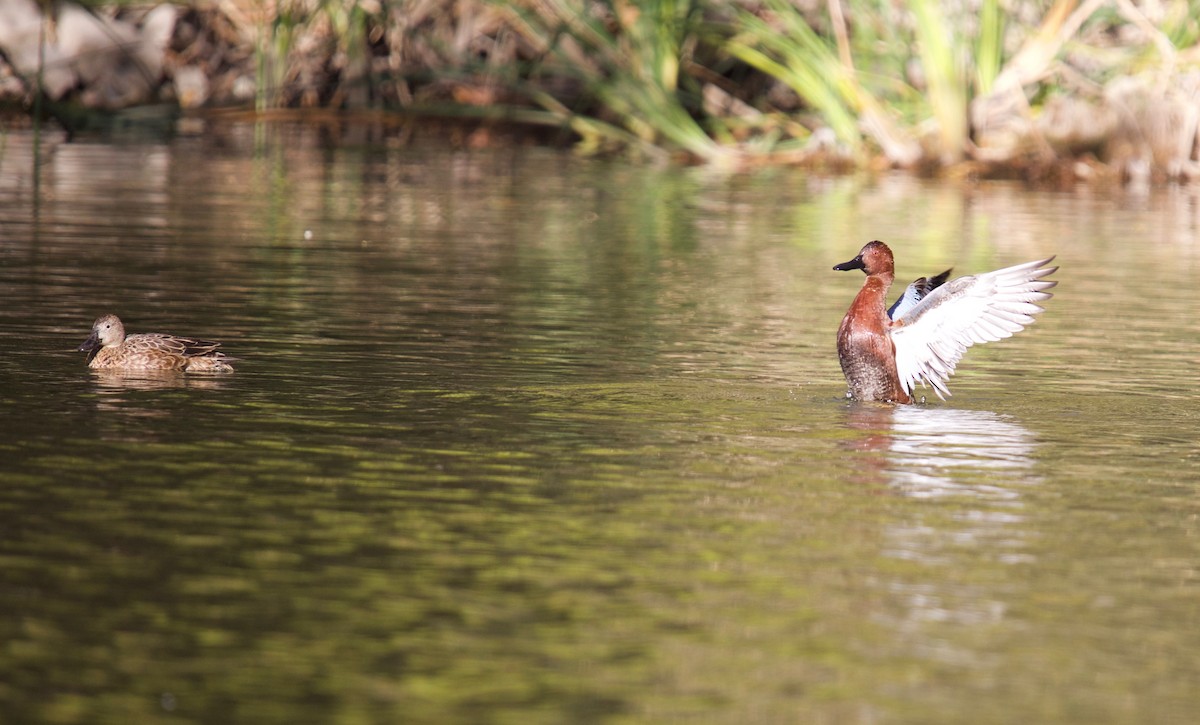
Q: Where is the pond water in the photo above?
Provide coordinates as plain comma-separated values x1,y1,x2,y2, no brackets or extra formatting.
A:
1,125,1198,724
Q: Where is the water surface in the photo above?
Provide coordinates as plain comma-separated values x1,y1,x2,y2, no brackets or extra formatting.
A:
1,126,1198,724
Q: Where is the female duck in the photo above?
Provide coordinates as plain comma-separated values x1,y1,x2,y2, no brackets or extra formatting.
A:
833,241,1056,403
78,314,235,372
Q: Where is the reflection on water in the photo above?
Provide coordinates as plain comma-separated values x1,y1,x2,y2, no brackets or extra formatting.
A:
889,406,1038,499
89,369,231,391
842,401,1038,557
843,404,1041,651
2,127,1200,724
854,405,1041,648
842,404,1036,478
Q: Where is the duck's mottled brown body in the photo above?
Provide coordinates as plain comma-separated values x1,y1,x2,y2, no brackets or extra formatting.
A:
78,314,235,373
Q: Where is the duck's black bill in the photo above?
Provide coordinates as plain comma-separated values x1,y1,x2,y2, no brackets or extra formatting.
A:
833,255,865,271
77,332,100,353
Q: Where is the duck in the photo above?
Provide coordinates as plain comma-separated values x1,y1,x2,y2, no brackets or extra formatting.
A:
833,241,1056,403
77,314,235,372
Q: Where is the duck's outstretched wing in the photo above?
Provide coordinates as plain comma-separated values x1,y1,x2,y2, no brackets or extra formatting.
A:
891,257,1057,399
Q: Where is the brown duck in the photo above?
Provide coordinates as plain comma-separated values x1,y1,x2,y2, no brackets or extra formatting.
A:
78,314,235,372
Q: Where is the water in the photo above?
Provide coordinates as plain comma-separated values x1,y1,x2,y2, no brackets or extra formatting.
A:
1,126,1199,724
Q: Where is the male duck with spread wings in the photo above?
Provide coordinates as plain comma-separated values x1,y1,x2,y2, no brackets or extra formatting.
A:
833,241,1057,404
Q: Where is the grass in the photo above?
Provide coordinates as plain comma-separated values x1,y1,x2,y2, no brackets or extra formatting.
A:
722,0,862,153
503,0,733,164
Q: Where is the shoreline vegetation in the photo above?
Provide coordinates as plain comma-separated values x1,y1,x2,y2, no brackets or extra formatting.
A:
2,0,1199,183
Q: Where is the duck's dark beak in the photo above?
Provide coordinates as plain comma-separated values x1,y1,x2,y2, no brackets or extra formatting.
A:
833,255,866,272
77,331,100,353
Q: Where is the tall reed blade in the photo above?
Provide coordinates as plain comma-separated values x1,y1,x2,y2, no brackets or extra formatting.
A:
909,0,967,162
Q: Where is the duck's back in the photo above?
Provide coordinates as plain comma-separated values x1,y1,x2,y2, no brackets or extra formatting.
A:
92,333,233,372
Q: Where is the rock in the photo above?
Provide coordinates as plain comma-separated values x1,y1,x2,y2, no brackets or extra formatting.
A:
1103,74,1200,179
173,65,209,108
0,1,177,110
1038,95,1116,154
0,0,77,98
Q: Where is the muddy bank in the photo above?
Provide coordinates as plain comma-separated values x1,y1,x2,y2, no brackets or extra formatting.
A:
2,0,1198,184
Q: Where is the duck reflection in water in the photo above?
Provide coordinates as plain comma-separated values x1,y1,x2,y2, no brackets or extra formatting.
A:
83,368,225,417
842,404,1040,629
89,368,229,391
842,404,1040,499
833,241,1057,403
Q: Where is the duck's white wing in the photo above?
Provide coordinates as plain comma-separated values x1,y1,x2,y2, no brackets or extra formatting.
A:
891,257,1057,399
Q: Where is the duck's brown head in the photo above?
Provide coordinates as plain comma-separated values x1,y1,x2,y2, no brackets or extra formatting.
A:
78,314,126,356
833,240,895,276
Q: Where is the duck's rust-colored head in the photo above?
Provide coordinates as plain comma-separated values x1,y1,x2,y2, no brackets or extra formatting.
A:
833,240,895,277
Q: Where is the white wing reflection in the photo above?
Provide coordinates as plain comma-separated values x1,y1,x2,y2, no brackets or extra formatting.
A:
841,404,1041,498
842,402,1042,581
886,406,1041,500
842,404,1044,639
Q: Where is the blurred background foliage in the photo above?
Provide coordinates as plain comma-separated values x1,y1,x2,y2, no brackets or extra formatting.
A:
4,0,1200,176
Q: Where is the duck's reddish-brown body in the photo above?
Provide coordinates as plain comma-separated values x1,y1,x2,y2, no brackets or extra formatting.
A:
835,253,912,404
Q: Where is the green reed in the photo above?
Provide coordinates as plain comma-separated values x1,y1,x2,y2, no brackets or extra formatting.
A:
207,0,1200,167
506,0,730,164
